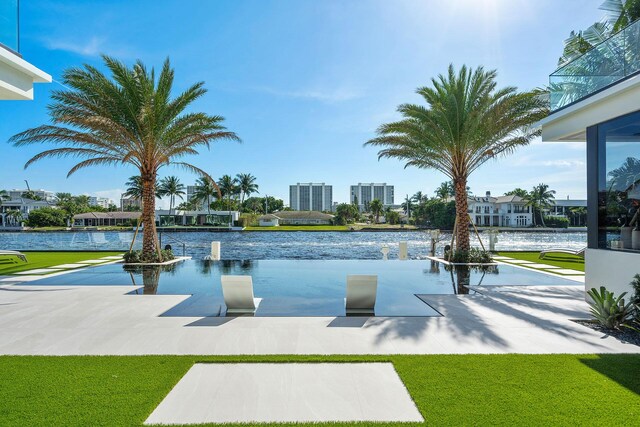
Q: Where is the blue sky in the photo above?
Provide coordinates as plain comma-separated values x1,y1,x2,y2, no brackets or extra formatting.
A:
0,0,604,207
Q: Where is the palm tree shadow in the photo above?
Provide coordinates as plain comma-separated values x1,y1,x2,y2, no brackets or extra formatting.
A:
579,354,640,395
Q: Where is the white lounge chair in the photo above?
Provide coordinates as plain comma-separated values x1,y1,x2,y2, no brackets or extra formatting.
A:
0,250,27,263
345,275,378,315
539,247,586,259
220,275,261,314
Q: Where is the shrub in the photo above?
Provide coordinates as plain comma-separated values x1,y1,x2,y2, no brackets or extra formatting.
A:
630,274,640,306
587,286,634,330
543,216,569,228
26,207,67,227
451,248,493,264
238,213,259,227
123,249,174,264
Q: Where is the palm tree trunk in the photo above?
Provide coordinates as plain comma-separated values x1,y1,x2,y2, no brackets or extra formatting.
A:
453,177,470,252
141,175,158,258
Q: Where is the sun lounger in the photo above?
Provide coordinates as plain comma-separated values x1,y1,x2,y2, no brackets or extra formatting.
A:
539,247,586,259
0,250,28,263
220,275,261,314
345,275,378,315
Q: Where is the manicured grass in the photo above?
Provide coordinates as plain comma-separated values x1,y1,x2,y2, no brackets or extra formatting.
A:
244,225,351,231
498,251,585,272
0,354,638,426
0,251,123,275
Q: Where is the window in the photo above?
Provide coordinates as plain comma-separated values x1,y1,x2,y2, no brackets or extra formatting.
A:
590,111,640,252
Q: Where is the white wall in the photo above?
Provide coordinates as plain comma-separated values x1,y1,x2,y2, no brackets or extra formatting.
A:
585,249,640,298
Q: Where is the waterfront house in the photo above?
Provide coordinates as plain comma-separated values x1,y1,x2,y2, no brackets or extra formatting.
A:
539,18,640,295
258,211,334,226
155,209,240,227
73,211,141,227
0,189,56,228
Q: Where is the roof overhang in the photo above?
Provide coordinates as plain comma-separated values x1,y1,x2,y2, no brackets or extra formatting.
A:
538,73,640,142
0,47,51,100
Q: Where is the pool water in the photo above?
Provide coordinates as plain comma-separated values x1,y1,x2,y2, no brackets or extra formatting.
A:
27,260,580,317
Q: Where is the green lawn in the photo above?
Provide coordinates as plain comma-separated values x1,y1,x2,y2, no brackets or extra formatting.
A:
244,225,351,231
0,251,123,275
497,251,585,272
0,354,638,426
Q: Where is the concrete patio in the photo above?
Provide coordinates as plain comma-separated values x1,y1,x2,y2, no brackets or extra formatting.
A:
0,277,636,355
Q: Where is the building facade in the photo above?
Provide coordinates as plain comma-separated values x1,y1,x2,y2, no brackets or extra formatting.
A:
540,17,640,296
0,189,56,228
88,196,112,209
465,192,533,228
289,183,333,211
350,183,394,211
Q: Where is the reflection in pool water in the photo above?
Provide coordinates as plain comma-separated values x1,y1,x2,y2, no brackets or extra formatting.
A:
28,260,579,317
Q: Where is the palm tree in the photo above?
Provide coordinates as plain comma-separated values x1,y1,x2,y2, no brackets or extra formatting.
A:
193,176,220,215
401,195,413,217
236,173,259,205
124,176,161,203
11,56,240,259
6,209,22,227
525,183,556,227
412,191,426,204
158,176,185,214
504,188,529,198
434,181,454,200
366,65,547,251
218,175,239,211
369,199,384,224
55,192,72,203
21,191,42,201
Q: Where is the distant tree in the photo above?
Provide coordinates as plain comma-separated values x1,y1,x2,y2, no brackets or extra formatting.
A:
401,195,414,217
157,176,186,214
335,203,359,225
21,191,42,201
385,209,400,225
124,176,161,202
525,183,556,227
434,181,454,200
26,207,67,227
412,191,427,203
236,173,259,204
55,192,73,203
0,190,9,201
369,199,384,224
504,188,529,198
218,175,239,211
243,197,264,214
193,177,220,215
5,209,22,226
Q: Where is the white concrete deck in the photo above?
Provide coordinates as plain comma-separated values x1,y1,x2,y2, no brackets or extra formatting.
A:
145,363,423,424
0,280,636,355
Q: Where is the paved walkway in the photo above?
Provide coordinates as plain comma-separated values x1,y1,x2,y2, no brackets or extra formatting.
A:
493,255,585,281
0,278,636,355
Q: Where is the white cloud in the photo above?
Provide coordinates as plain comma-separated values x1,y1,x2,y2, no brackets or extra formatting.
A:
254,85,362,103
46,36,106,57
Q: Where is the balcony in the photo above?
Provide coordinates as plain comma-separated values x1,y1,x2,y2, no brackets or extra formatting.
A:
549,18,640,112
0,0,19,55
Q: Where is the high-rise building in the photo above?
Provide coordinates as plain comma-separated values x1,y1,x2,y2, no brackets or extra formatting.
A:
289,183,332,211
350,183,394,211
88,196,112,209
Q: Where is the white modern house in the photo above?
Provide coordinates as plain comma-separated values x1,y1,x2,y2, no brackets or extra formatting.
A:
289,183,333,211
0,1,50,100
258,211,334,226
539,18,640,295
350,183,394,212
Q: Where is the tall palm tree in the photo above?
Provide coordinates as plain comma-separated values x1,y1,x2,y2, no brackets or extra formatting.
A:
11,56,239,259
158,176,185,214
504,188,529,198
366,65,547,251
218,175,239,211
124,176,161,203
369,199,384,224
401,195,413,217
55,192,72,203
525,183,556,227
236,173,259,205
411,191,426,204
6,209,22,226
193,177,220,215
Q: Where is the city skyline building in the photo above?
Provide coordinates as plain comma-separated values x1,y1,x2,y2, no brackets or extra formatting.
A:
289,183,333,211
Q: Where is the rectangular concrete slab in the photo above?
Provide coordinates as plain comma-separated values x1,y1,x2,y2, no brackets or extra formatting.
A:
491,256,513,260
145,363,423,424
551,269,585,275
100,256,124,260
75,260,108,264
524,263,561,269
51,263,88,269
14,268,63,275
503,259,534,264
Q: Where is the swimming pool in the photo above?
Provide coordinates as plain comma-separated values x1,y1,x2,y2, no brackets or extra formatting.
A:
26,260,580,317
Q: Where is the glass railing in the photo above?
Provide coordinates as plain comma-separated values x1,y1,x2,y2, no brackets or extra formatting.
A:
0,0,19,54
549,18,640,111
